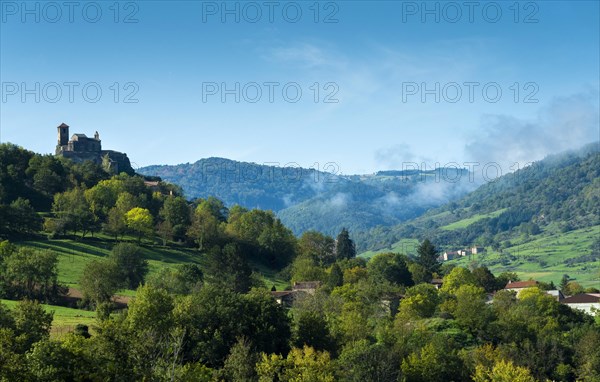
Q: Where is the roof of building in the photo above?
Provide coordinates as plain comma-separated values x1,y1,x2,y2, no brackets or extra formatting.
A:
430,278,444,285
504,280,539,289
271,291,295,298
562,293,600,304
58,123,69,128
293,281,321,289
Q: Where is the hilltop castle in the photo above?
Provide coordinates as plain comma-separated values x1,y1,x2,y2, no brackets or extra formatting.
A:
55,123,134,174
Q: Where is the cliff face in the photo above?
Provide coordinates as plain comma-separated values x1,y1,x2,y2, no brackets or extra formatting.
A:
61,150,135,175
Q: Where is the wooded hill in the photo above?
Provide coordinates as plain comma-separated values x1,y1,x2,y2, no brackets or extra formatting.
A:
139,158,474,236
358,143,600,287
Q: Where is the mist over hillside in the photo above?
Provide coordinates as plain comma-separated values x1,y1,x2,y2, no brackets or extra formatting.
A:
356,142,600,255
138,159,477,236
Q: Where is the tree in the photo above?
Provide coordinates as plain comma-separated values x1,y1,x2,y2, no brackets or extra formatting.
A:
176,286,247,367
0,198,42,236
148,264,203,295
336,228,356,260
401,339,465,382
0,246,61,301
159,196,191,241
452,284,493,334
565,281,585,296
298,231,335,266
368,252,413,287
291,255,327,284
440,267,476,294
473,360,535,382
221,337,258,382
108,243,148,289
292,310,335,353
256,346,336,382
79,260,122,307
125,207,153,243
11,299,54,353
327,263,344,289
559,274,570,295
52,188,95,237
472,266,498,293
396,283,439,321
495,272,519,290
205,243,252,293
188,204,220,251
104,192,138,240
415,239,440,277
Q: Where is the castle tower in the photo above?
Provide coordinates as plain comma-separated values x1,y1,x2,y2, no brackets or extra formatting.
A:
57,123,69,146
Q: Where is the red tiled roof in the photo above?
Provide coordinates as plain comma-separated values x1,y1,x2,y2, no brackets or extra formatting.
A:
504,280,538,289
562,293,600,304
271,291,294,297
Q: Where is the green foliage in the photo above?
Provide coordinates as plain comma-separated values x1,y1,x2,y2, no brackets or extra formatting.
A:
473,359,536,382
0,245,62,301
338,340,399,382
221,337,258,382
298,230,335,265
336,228,356,260
108,243,148,289
256,345,336,382
159,196,191,241
205,243,253,293
368,252,413,287
148,263,203,295
396,283,440,321
52,187,96,237
401,338,465,382
415,239,440,278
79,260,122,306
125,207,153,243
292,310,335,353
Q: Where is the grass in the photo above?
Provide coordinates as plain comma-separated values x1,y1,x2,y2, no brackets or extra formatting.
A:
18,235,204,292
440,208,507,231
1,298,97,337
251,262,290,291
16,234,290,294
360,238,421,260
450,225,600,288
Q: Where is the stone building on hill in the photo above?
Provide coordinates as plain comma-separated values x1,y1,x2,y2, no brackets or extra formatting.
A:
54,123,134,174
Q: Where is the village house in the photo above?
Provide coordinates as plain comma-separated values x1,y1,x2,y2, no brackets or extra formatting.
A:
561,293,600,315
270,291,296,308
430,278,443,289
438,247,484,262
440,251,460,261
504,280,539,293
270,281,322,308
292,281,321,294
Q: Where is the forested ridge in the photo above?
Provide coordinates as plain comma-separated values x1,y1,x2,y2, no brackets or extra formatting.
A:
0,142,599,381
139,159,474,237
357,143,600,252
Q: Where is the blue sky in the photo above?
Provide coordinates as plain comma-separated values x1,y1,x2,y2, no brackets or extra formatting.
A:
1,1,598,175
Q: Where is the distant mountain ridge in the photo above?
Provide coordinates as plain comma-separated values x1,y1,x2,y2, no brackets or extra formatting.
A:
138,158,477,236
356,142,600,253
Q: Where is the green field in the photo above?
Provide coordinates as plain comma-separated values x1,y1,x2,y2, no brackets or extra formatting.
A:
450,225,600,288
19,235,204,293
1,298,97,337
439,208,507,231
4,234,290,335
16,234,290,295
360,238,421,260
